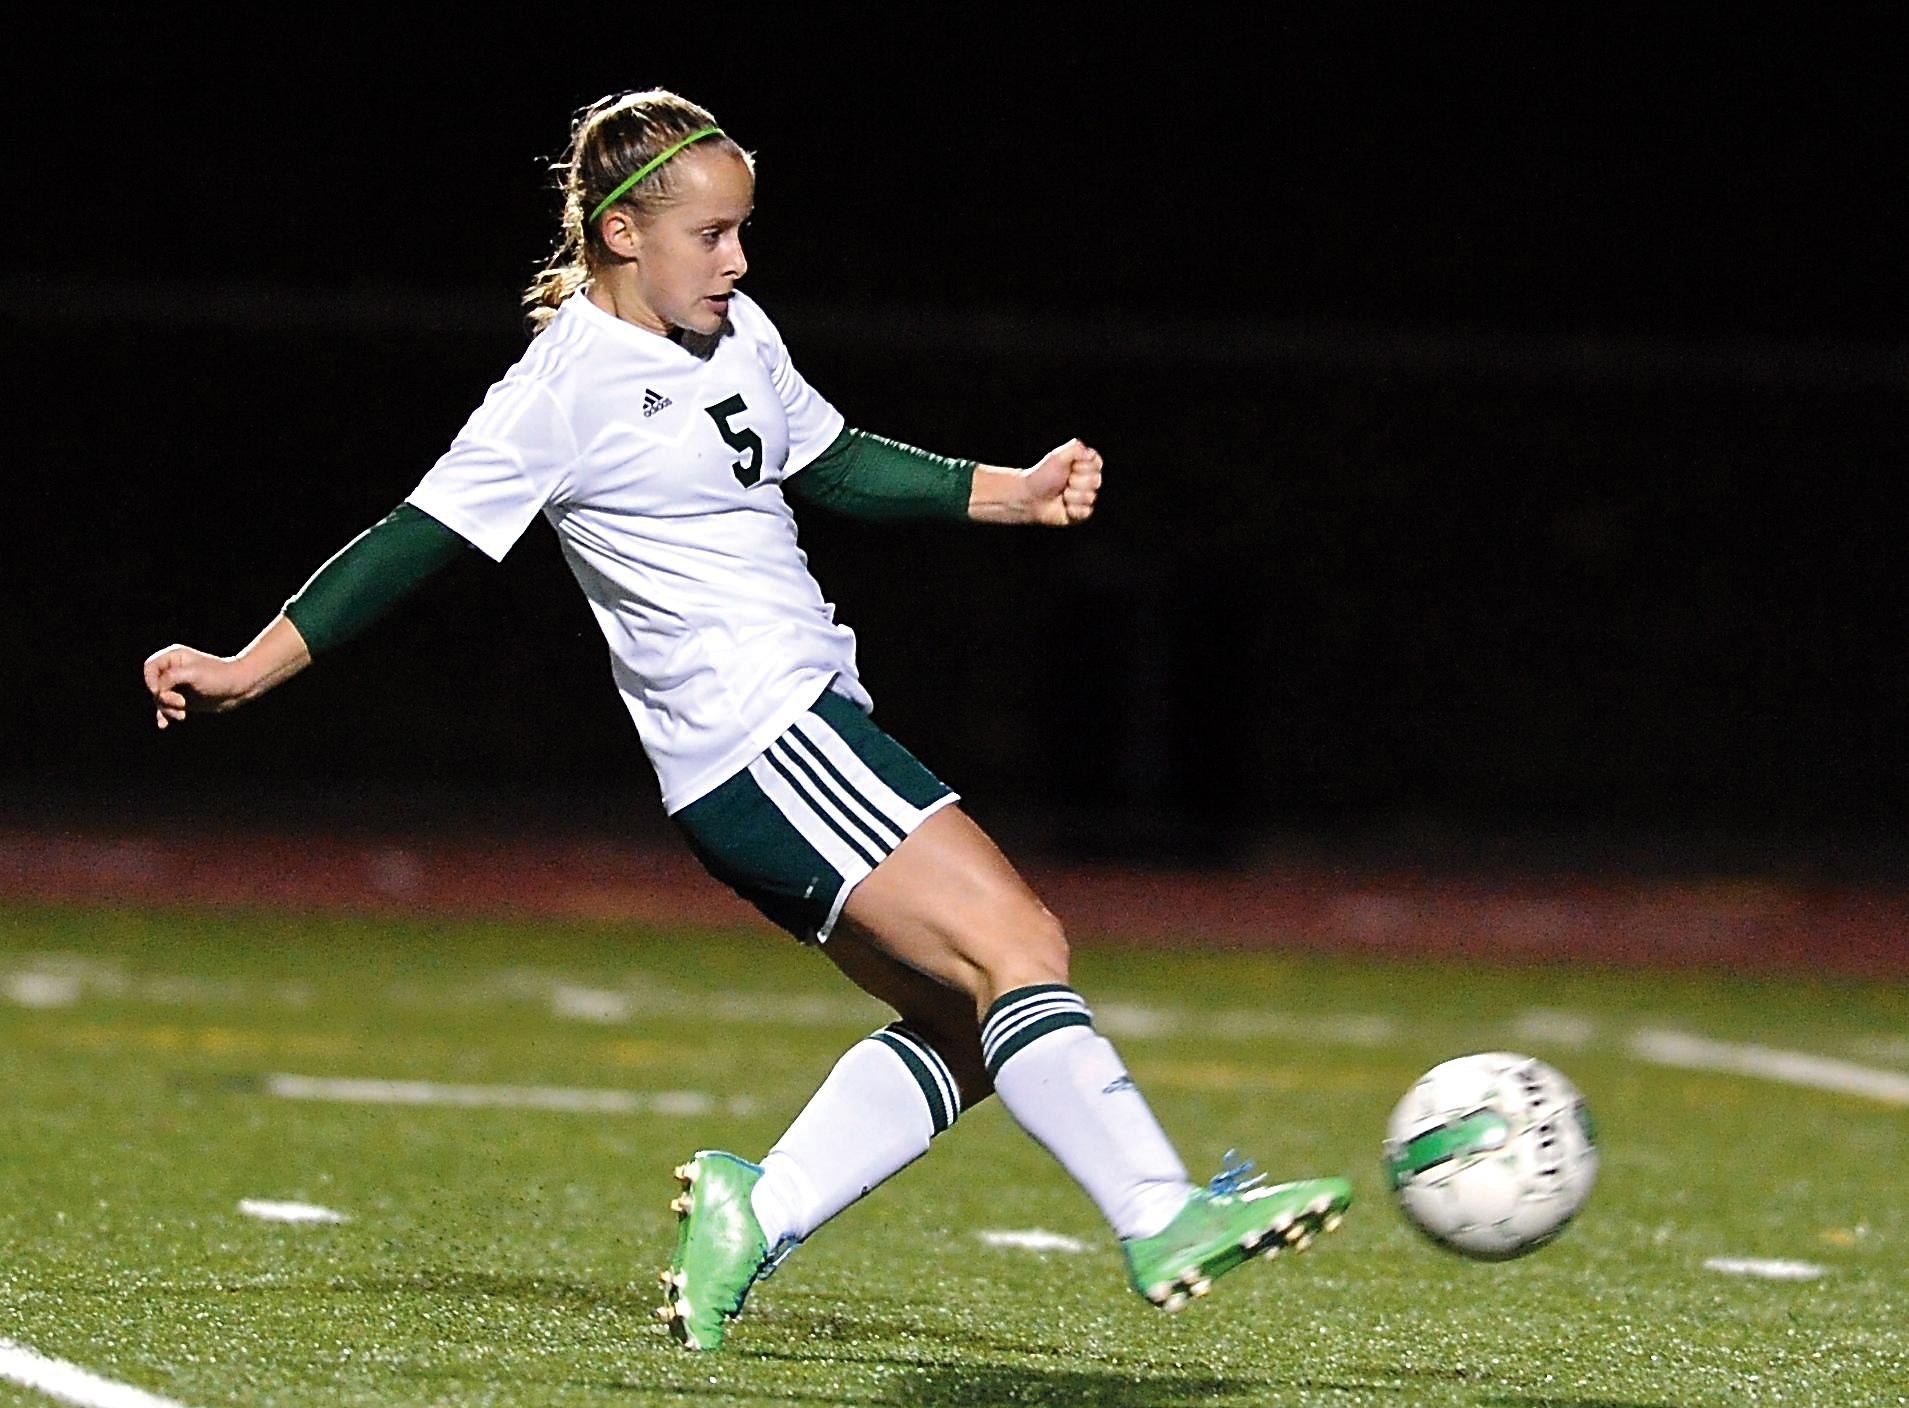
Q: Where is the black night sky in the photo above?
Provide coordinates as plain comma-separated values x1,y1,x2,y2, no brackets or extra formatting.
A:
5,16,1904,871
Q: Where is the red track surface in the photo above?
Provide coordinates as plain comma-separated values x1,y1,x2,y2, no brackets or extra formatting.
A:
4,827,1904,978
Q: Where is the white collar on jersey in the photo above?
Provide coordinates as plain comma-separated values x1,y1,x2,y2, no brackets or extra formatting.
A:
568,285,737,362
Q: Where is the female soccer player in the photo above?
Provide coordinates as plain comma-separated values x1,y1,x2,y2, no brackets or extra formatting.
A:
142,89,1351,1351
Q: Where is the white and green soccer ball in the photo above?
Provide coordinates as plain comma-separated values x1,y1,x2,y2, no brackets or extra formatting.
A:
1382,1051,1598,1260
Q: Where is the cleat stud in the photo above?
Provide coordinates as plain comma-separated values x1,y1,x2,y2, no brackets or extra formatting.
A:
1271,1213,1294,1234
1324,1214,1344,1233
669,1194,693,1215
1293,1232,1315,1252
1164,1291,1189,1314
1308,1194,1331,1215
654,1304,677,1322
1190,1279,1211,1298
673,1163,697,1183
1261,1244,1282,1261
657,1269,674,1287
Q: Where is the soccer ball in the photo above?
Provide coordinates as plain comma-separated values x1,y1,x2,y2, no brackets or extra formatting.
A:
1382,1051,1598,1260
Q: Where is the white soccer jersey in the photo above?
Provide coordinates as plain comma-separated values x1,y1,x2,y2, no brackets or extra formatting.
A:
407,289,863,812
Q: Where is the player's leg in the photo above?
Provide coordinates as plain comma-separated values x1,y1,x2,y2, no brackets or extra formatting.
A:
819,925,991,1105
656,689,981,1348
657,690,1349,1344
744,932,986,1260
841,804,1354,1308
839,804,1196,1240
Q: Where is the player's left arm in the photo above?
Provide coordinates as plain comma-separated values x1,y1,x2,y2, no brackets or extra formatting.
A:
786,429,1101,527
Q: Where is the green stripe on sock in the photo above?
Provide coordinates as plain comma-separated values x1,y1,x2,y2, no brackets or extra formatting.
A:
984,1009,1093,1079
873,1029,956,1134
980,982,1080,1029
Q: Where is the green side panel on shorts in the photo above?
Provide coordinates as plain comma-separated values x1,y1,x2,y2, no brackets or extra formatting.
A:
808,689,953,810
673,766,844,942
670,687,953,943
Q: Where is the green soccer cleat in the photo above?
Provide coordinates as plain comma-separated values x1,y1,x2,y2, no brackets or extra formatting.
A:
653,1150,785,1350
1122,1156,1353,1312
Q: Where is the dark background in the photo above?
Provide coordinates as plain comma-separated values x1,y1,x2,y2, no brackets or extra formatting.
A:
4,15,1904,875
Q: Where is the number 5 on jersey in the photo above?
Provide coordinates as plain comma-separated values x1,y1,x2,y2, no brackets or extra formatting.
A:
705,395,763,487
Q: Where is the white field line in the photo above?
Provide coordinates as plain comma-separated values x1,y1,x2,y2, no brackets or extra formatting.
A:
3,972,85,1008
1093,1003,1398,1046
979,1229,1089,1253
1704,1257,1826,1281
0,960,1510,1054
238,1199,348,1224
28,951,1909,1104
0,1339,193,1408
548,986,886,1029
1511,1008,1599,1046
263,1073,750,1116
1632,1030,1909,1106
0,955,309,1010
1850,1033,1909,1065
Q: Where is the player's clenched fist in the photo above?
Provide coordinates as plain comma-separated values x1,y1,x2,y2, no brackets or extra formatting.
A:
143,616,313,728
144,644,236,728
1034,438,1104,526
967,438,1105,526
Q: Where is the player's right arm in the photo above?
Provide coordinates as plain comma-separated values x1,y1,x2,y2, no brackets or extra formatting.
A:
144,613,313,729
143,503,472,730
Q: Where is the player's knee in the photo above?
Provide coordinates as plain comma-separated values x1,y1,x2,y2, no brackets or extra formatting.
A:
987,903,1070,988
1029,905,1070,978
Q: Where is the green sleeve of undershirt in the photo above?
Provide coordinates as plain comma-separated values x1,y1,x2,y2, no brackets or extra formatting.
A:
282,503,472,657
784,427,976,520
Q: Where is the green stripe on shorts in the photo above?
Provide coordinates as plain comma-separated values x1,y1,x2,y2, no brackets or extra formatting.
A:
672,686,954,943
808,689,951,810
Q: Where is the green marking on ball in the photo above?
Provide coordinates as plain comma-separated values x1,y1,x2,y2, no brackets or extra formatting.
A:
1383,1109,1513,1189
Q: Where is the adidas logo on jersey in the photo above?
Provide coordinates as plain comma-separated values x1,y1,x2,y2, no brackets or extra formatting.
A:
642,388,673,418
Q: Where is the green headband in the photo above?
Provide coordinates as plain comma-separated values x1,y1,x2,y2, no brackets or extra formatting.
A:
588,126,725,224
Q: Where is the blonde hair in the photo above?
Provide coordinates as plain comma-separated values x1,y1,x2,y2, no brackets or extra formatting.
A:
522,90,749,335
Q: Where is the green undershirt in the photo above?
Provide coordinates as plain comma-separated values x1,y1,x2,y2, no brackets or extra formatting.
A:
282,504,468,657
786,428,976,519
281,428,976,657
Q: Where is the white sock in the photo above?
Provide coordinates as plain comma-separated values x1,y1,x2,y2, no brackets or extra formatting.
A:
749,1023,962,1248
982,984,1192,1241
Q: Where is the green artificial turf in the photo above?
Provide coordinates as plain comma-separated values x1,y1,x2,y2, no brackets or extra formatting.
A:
1,903,1904,1406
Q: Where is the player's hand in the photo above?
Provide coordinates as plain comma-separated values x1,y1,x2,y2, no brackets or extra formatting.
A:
143,644,251,729
969,439,1103,526
1022,438,1102,527
143,616,315,729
